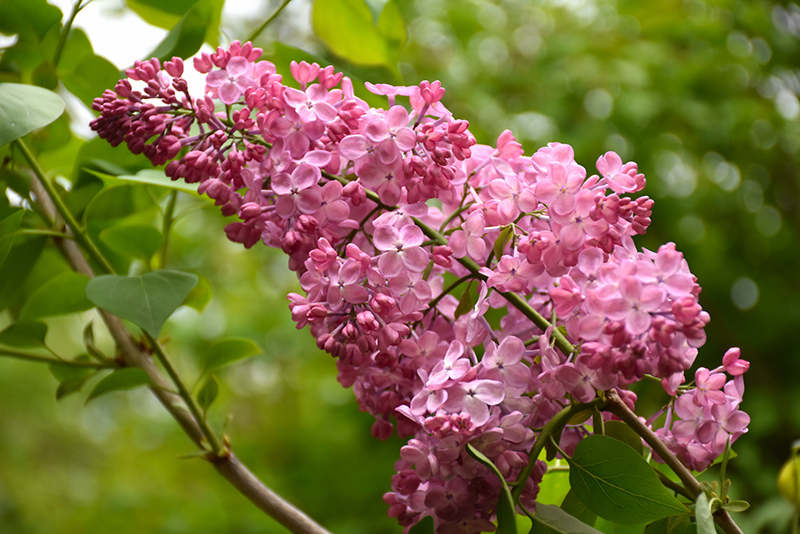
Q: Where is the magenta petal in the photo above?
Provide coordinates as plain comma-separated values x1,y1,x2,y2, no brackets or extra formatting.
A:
343,285,369,304
296,189,321,214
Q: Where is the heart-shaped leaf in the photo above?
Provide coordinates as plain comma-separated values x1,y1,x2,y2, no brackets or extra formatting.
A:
0,83,65,147
568,435,687,525
86,367,153,403
85,270,198,336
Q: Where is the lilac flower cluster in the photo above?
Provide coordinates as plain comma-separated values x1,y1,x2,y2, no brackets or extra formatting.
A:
91,42,750,533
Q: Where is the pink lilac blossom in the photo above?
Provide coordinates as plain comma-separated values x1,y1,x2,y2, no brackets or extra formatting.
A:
90,41,749,534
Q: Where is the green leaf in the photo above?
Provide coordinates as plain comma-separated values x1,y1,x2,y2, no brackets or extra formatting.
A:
408,516,434,534
312,0,406,68
82,183,159,226
0,321,48,348
0,236,47,311
568,435,687,525
182,274,212,312
454,281,475,319
86,367,153,403
197,375,218,414
0,209,25,266
604,420,644,456
644,514,693,534
18,272,93,321
0,84,65,147
0,0,61,41
32,60,59,90
126,0,202,29
60,54,120,108
85,270,199,337
49,358,97,400
721,500,749,513
201,338,262,376
466,443,517,534
694,493,715,534
99,224,163,263
561,489,598,527
86,169,201,195
494,225,514,259
529,503,603,534
146,0,223,62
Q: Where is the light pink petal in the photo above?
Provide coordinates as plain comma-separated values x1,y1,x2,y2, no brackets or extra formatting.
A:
283,87,308,107
373,226,399,251
205,70,228,88
226,56,250,77
386,105,410,129
399,225,424,247
339,135,369,160
303,150,332,167
377,138,400,164
312,101,338,122
365,119,390,143
394,128,417,151
296,189,321,213
218,83,241,105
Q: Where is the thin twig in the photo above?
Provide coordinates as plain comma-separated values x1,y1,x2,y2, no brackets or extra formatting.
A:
246,0,295,44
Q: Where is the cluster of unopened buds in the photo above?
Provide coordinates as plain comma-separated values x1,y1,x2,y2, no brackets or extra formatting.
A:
91,41,750,533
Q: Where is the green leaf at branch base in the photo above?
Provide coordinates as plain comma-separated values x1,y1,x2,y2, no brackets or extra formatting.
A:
568,435,687,525
0,84,65,147
86,367,153,403
694,493,715,534
197,375,219,415
85,270,198,337
49,358,97,400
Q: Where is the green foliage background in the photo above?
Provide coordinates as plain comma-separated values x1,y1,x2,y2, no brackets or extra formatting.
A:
0,0,798,532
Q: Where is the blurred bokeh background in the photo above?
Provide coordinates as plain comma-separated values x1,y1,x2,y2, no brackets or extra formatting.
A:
1,0,798,532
